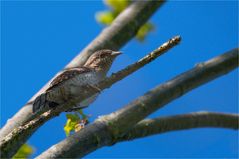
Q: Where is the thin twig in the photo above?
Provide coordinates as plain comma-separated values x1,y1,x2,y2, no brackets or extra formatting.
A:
36,48,238,159
0,36,180,158
0,0,165,140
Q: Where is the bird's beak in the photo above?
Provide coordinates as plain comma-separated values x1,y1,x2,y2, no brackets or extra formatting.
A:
111,51,122,56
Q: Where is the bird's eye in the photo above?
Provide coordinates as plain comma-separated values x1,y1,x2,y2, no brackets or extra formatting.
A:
100,53,107,58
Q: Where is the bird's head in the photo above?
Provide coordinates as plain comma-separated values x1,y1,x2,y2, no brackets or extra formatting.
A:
84,49,122,73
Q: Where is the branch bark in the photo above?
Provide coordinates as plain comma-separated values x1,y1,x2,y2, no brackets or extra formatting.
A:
0,36,180,158
118,111,239,142
0,0,165,139
36,48,238,158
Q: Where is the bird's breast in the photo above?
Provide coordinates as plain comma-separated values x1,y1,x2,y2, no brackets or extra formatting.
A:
64,71,102,96
46,71,104,105
71,71,102,85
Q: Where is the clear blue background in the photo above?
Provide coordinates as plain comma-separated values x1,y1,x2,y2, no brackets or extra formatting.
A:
1,1,238,158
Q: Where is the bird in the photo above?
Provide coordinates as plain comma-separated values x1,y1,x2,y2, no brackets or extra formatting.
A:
32,49,122,113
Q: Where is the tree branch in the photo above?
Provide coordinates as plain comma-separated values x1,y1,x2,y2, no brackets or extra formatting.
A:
0,0,165,139
118,111,239,142
0,36,180,158
36,48,238,158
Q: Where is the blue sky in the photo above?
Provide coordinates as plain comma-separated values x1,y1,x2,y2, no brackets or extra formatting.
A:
1,0,238,158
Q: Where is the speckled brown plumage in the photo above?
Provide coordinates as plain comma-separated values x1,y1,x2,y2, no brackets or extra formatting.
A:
33,49,121,113
47,67,92,91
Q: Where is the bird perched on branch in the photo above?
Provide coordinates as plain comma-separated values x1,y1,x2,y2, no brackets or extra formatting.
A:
33,49,122,113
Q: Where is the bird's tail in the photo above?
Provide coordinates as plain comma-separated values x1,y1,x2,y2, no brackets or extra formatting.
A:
33,92,59,113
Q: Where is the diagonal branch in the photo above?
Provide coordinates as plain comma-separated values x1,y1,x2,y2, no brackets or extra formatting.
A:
0,36,180,158
36,48,238,158
118,111,239,142
0,0,165,140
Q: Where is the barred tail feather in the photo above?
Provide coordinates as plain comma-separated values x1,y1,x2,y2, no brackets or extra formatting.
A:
33,92,59,113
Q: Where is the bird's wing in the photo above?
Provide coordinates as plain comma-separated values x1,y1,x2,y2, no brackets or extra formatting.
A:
47,67,92,91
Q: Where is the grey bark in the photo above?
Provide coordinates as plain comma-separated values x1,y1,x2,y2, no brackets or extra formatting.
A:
36,48,238,158
0,35,180,158
118,111,239,142
0,0,164,140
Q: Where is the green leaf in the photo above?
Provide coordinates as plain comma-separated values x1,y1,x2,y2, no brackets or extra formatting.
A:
13,144,34,159
136,23,155,42
64,114,81,136
96,0,155,42
77,109,88,120
104,0,130,12
66,113,81,121
64,111,90,136
64,119,73,136
96,11,116,25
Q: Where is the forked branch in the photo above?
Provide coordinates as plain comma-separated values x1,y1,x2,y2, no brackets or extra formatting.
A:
0,36,181,158
0,0,165,140
36,48,238,158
